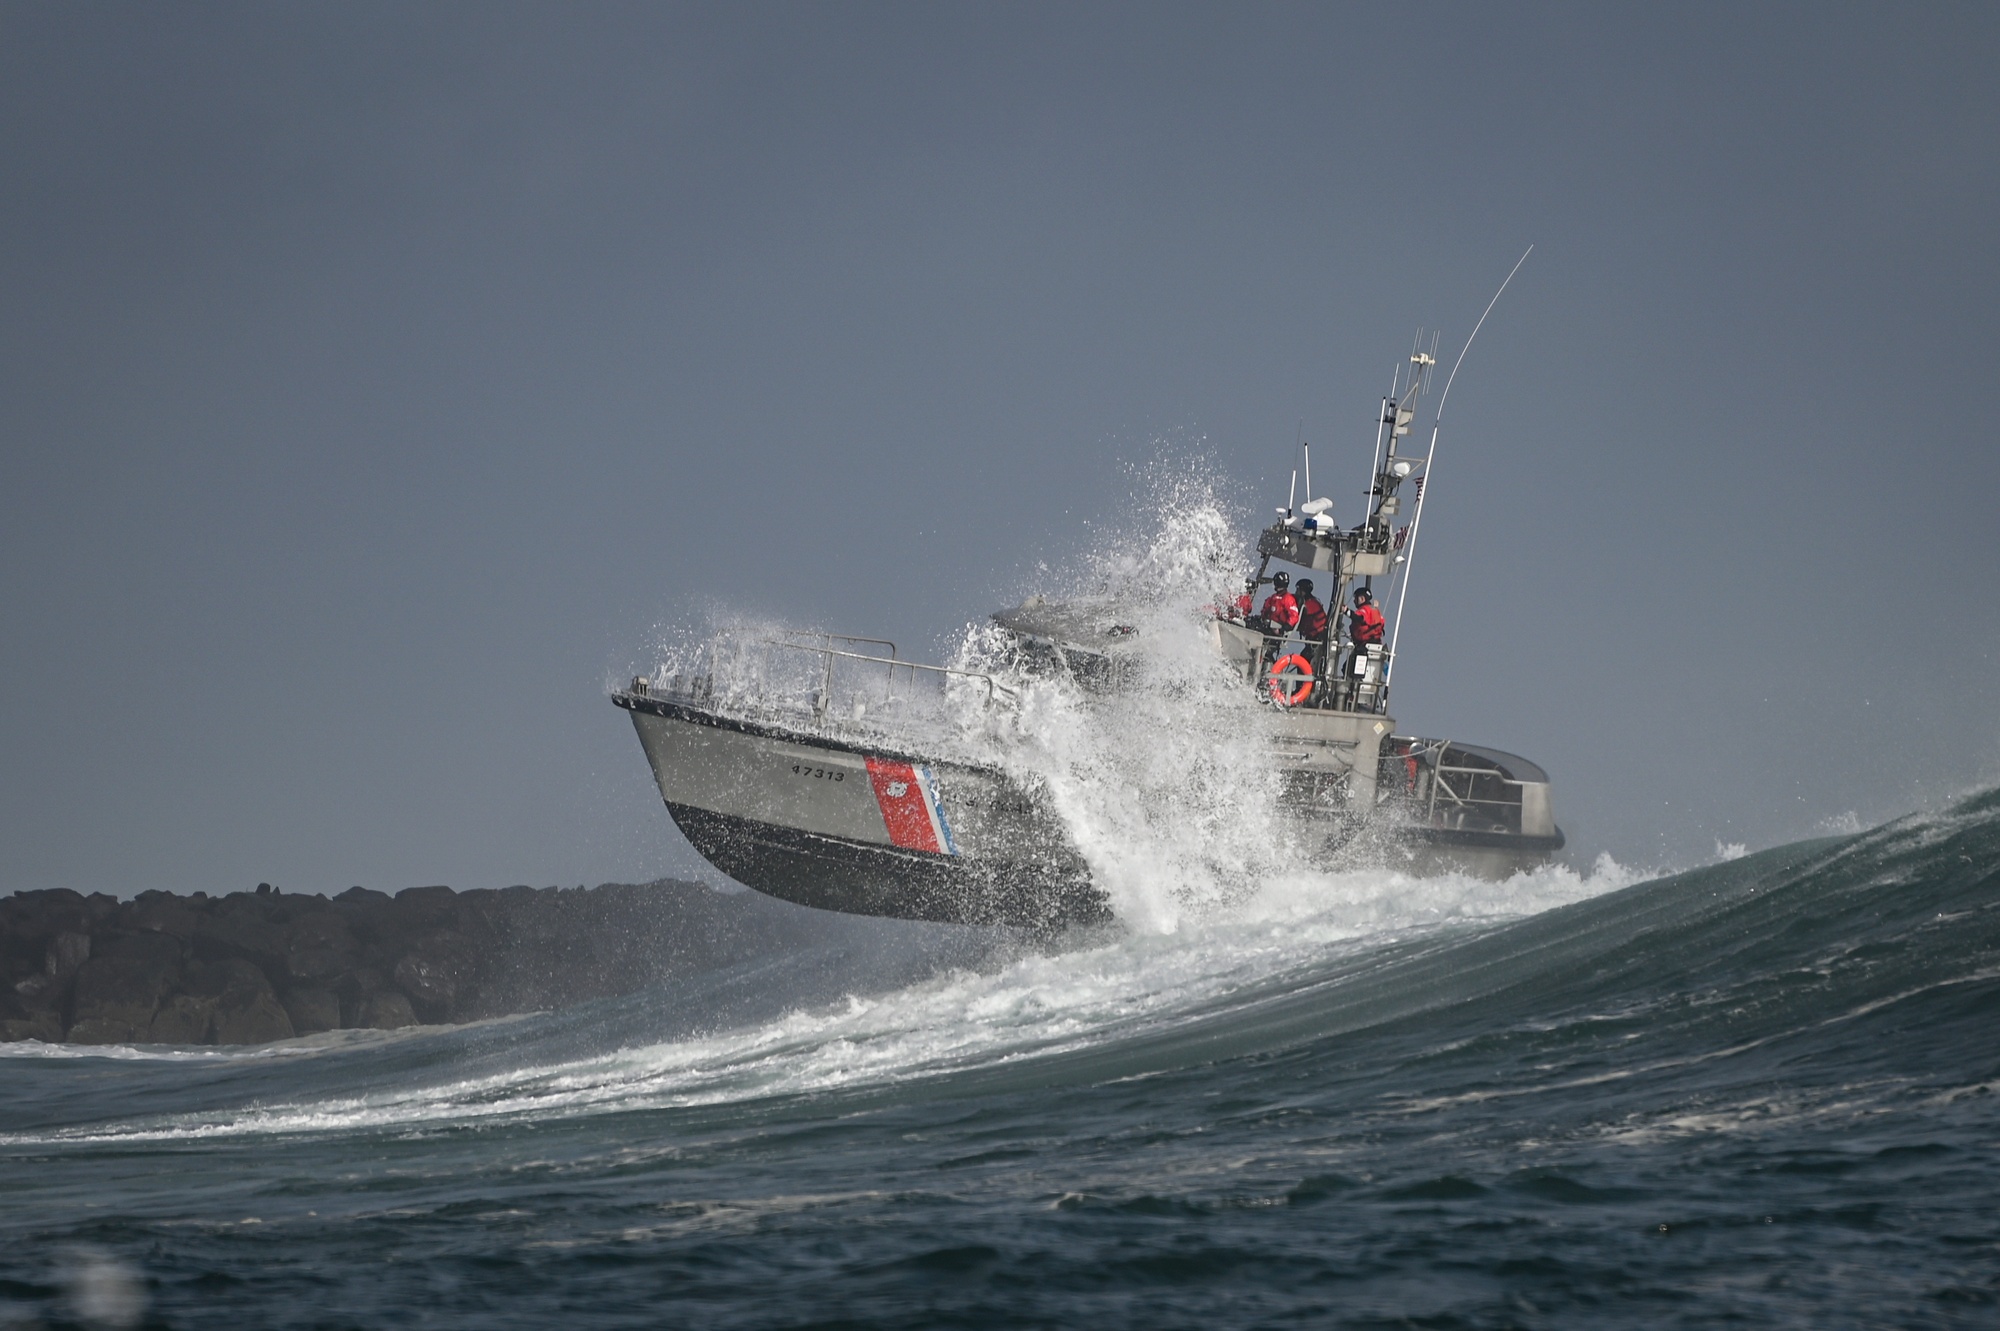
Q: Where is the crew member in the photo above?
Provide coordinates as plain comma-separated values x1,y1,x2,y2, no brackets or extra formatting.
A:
1231,578,1256,622
1259,571,1298,634
1347,585,1385,677
1295,578,1329,682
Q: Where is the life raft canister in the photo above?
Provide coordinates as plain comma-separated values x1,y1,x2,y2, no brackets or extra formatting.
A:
1266,653,1314,706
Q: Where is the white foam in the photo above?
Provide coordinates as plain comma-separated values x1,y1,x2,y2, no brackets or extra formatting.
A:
0,1039,321,1063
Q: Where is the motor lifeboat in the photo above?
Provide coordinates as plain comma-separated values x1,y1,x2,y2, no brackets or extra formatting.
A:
613,335,1563,929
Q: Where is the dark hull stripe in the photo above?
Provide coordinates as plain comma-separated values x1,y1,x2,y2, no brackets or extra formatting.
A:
664,803,1110,931
1400,825,1567,853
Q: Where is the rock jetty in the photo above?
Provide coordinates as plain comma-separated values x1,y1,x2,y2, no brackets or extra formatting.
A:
0,879,838,1046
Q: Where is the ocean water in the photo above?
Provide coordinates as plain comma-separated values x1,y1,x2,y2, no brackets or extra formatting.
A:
4,788,1998,1329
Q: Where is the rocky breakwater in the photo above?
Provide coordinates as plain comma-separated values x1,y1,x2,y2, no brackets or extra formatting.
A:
0,879,808,1046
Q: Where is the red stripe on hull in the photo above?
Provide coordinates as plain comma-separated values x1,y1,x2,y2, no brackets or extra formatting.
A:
865,757,943,854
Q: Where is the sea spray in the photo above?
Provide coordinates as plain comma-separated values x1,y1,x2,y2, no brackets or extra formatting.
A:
953,468,1352,932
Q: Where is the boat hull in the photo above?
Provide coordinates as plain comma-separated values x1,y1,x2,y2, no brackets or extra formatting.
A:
1392,826,1568,880
616,694,1103,928
663,802,1106,928
615,692,1563,927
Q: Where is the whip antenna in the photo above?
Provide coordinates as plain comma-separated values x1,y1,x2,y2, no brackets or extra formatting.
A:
1294,419,1306,512
1385,245,1533,686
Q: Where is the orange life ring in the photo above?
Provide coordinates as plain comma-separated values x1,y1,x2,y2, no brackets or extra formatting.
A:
1267,653,1314,706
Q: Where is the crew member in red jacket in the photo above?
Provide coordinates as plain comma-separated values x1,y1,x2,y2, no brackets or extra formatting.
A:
1347,585,1385,677
1259,571,1298,633
1294,578,1330,682
1230,577,1256,622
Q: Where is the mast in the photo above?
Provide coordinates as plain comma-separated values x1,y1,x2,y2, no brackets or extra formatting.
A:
1383,246,1533,690
1250,344,1430,715
1244,251,1529,716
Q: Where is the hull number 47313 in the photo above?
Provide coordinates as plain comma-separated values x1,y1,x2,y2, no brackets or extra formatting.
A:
792,764,845,781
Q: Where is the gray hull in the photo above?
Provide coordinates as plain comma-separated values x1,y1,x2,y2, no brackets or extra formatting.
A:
616,691,1562,928
616,693,1102,928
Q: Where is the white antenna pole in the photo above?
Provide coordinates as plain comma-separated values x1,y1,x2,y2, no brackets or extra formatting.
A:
1303,441,1312,505
1287,467,1297,515
1367,367,1394,524
1384,245,1533,688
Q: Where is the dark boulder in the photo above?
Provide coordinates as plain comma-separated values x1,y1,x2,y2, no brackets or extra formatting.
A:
69,933,184,1044
359,990,417,1030
396,884,455,906
8,888,91,940
1,951,80,1043
0,910,44,983
0,1007,62,1047
392,931,474,1021
183,956,271,1004
207,961,294,1045
123,892,199,940
282,986,341,1035
46,930,91,979
148,993,218,1043
265,893,325,925
1,890,93,991
334,966,392,1028
215,990,294,1045
284,912,357,983
285,947,350,983
394,885,457,927
193,905,286,970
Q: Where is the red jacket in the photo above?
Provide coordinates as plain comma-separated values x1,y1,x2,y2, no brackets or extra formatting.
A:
1296,596,1328,640
1349,602,1385,644
1260,592,1298,630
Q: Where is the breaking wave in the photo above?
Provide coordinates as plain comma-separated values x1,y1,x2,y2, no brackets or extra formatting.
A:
2,852,1629,1146
4,783,1997,1327
7,786,1996,1160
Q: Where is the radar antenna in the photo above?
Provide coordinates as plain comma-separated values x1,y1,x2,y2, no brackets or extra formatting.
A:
1383,245,1533,689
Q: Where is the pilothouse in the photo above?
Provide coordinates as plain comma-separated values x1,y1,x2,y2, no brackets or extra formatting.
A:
615,301,1562,929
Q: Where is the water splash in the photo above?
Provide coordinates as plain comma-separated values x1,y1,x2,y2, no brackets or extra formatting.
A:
937,464,1384,933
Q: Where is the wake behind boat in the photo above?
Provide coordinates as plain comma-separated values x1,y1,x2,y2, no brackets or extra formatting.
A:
615,320,1564,929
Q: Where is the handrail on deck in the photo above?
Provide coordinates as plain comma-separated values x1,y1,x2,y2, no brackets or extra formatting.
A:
1408,738,1525,823
778,629,899,658
759,639,1019,706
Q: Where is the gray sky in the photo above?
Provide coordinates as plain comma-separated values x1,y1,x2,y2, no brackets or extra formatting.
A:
4,1,1997,897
